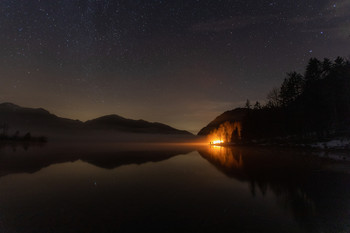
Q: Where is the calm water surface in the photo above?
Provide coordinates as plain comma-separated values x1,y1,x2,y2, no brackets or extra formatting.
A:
0,143,349,233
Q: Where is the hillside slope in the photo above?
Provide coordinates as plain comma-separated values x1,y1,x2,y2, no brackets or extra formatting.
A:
197,108,248,136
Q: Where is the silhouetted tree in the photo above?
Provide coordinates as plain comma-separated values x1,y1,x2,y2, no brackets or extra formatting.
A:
304,58,322,86
279,72,304,106
0,123,9,136
23,132,31,140
245,99,251,109
232,126,240,141
241,56,350,142
254,101,261,109
266,87,280,108
12,131,19,139
321,58,332,78
334,56,345,67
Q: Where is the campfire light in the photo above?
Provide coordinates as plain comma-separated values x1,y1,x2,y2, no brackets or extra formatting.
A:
210,140,224,145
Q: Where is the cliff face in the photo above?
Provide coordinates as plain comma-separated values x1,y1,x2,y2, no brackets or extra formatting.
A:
197,108,248,136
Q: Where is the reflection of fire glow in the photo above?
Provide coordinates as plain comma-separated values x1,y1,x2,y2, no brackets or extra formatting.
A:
208,121,241,144
206,145,243,169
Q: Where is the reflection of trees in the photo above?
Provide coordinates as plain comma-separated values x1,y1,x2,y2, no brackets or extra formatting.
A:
198,146,350,233
0,141,46,152
207,121,242,143
205,146,243,169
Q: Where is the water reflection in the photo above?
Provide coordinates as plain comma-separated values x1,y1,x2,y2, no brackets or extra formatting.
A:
0,143,349,233
205,145,244,169
0,141,46,152
198,146,350,233
0,142,195,178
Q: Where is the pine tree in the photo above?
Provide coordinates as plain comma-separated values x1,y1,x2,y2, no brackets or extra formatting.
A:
245,99,251,109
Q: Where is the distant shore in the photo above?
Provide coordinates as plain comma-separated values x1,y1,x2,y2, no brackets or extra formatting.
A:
0,134,47,143
230,137,350,154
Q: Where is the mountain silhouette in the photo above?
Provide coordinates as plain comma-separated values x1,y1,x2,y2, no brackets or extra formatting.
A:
85,114,191,135
0,103,192,140
0,102,83,131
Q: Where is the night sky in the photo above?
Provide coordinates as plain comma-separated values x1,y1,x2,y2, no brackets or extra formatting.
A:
1,0,349,133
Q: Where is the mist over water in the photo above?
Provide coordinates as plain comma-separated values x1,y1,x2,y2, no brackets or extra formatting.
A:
0,143,349,233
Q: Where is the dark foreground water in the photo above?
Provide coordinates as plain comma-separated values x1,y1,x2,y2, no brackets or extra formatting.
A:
0,143,349,233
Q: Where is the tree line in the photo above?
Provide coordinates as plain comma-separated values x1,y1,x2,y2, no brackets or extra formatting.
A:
241,57,350,142
0,123,47,142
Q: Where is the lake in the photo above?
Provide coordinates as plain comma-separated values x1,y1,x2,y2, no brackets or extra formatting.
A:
0,142,349,233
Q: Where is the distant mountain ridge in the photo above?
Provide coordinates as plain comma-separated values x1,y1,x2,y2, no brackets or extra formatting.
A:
0,102,192,136
85,115,191,134
0,102,83,131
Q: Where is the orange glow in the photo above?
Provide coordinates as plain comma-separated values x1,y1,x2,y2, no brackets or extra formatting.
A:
211,140,224,145
207,121,241,144
204,145,243,169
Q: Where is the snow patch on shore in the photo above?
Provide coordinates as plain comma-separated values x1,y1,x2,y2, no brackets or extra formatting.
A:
310,138,350,150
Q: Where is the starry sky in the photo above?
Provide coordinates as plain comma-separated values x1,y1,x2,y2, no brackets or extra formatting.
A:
0,0,349,133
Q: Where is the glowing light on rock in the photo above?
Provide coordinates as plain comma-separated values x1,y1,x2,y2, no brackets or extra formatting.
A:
207,121,241,145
